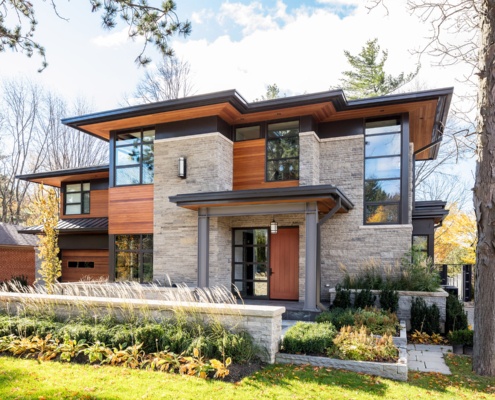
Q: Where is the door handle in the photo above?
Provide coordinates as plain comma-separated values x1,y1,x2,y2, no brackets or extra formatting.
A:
269,268,274,276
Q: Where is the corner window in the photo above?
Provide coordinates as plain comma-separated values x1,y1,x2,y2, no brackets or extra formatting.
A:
115,234,153,283
235,125,261,141
364,118,401,224
115,128,154,186
266,121,299,181
65,182,90,215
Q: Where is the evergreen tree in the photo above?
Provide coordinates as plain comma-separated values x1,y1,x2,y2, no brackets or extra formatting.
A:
339,38,418,99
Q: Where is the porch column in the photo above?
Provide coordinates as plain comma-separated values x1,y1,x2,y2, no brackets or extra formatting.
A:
197,207,209,288
304,202,318,311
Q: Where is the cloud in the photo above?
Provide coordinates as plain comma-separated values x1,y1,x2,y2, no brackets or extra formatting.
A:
92,28,130,47
191,9,215,24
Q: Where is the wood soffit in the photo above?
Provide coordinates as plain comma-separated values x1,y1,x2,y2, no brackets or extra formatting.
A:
26,171,109,187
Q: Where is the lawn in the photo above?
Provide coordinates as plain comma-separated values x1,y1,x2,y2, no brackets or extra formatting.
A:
0,354,494,399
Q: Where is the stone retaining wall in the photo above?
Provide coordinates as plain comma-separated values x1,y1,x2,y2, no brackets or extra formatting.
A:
329,288,448,332
0,292,284,363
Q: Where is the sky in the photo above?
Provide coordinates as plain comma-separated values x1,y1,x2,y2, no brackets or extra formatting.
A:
1,0,476,203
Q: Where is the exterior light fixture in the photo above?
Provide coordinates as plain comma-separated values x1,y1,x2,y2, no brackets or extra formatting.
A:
270,218,278,234
178,157,187,179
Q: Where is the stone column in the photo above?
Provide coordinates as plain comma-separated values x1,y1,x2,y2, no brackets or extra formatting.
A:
304,202,318,310
197,208,209,287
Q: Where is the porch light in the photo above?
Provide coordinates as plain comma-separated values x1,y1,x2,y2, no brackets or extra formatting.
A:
178,157,187,179
270,219,278,234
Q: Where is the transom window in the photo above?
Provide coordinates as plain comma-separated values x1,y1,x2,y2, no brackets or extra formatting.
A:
364,118,402,224
115,128,154,186
232,229,269,298
68,261,94,268
65,182,90,215
115,234,153,283
266,121,299,181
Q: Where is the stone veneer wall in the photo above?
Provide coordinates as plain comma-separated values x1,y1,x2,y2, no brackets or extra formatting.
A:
0,292,284,363
318,135,413,295
299,131,320,186
154,133,233,286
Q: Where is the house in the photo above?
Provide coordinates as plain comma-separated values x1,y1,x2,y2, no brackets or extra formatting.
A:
0,223,38,285
17,88,452,310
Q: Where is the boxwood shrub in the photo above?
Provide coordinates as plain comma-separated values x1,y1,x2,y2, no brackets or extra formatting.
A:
282,322,336,355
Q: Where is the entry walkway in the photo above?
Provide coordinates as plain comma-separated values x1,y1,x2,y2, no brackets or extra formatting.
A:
407,344,452,374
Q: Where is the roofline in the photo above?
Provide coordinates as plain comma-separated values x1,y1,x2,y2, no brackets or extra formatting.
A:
16,165,110,182
61,87,453,130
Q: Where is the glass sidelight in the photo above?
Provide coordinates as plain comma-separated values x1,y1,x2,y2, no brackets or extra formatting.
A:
232,228,269,298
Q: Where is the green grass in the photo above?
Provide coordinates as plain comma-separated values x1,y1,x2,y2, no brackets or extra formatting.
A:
0,354,494,399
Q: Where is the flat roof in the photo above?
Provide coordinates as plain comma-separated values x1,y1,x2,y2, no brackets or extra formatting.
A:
16,165,109,187
19,218,109,234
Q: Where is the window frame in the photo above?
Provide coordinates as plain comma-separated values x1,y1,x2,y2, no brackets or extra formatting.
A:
113,127,155,187
114,234,153,283
68,261,95,269
363,117,404,225
265,119,300,182
64,182,90,216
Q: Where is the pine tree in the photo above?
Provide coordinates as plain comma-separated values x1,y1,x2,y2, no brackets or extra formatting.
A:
339,38,418,99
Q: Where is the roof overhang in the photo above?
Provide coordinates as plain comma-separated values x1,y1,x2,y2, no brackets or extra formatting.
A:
413,201,449,225
19,218,108,234
169,185,354,215
16,165,109,187
62,88,453,161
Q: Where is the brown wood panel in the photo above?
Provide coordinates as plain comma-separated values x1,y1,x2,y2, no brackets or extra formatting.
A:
61,189,109,219
270,228,299,300
233,139,299,191
61,249,109,282
109,185,154,234
29,171,109,188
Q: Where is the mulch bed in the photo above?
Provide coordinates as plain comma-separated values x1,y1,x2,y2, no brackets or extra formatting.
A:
222,361,264,382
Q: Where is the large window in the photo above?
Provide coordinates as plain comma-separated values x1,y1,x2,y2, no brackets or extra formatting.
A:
115,234,153,283
65,182,90,215
115,128,154,186
364,118,402,224
266,121,299,181
232,229,269,298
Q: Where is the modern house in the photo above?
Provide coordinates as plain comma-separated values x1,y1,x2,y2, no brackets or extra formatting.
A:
18,88,452,310
0,223,38,284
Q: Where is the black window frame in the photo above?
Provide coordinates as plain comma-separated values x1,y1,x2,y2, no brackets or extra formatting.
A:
68,261,95,269
364,116,407,225
231,228,270,299
265,119,300,182
113,127,155,187
114,234,153,284
233,124,264,142
64,182,90,216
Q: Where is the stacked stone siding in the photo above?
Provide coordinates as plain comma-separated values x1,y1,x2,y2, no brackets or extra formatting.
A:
299,131,320,186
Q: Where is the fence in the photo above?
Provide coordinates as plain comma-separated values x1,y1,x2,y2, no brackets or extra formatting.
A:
437,264,473,301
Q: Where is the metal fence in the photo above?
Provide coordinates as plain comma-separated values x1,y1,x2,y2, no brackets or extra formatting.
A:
437,264,473,302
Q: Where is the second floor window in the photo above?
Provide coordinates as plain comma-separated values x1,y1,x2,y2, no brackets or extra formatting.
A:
266,121,299,181
65,182,90,215
115,128,155,186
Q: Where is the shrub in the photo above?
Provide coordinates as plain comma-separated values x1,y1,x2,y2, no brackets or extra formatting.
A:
379,288,399,313
316,308,355,330
410,297,440,335
332,285,352,309
354,288,376,309
282,322,336,355
353,307,399,336
446,293,469,332
135,324,166,354
448,329,473,346
330,326,398,362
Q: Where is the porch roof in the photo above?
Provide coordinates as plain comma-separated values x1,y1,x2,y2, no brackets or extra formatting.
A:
169,184,354,215
18,218,108,235
413,201,449,225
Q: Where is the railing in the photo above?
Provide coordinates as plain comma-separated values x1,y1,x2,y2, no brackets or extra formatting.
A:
437,264,473,302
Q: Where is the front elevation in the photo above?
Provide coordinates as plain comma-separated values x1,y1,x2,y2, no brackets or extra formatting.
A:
18,88,452,310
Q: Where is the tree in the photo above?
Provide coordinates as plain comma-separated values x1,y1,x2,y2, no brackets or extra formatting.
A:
368,0,495,377
0,1,191,71
128,56,194,105
435,203,476,265
30,184,61,294
339,38,418,99
254,83,283,101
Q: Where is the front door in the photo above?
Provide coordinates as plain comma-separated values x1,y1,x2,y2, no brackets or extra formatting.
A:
270,227,299,300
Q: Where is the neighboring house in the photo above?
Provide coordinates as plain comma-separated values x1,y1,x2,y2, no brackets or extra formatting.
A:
17,88,452,310
0,223,38,284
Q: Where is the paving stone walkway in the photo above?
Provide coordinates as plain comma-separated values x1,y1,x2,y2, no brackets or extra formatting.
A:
407,344,452,374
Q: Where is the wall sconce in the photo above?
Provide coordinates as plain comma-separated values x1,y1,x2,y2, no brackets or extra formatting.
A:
270,218,278,234
178,157,187,179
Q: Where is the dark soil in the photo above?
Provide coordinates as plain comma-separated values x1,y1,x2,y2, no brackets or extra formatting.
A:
222,361,264,382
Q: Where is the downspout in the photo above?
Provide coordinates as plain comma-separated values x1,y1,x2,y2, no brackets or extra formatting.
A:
316,197,342,311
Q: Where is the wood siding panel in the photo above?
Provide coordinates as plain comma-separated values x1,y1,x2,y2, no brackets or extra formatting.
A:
233,140,298,190
269,228,299,300
61,189,109,219
61,249,109,282
109,185,154,234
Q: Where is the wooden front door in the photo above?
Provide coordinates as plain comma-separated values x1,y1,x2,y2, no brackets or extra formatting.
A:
269,227,299,300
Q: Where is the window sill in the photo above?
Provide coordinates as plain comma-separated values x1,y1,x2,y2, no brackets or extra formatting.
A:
359,224,413,230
